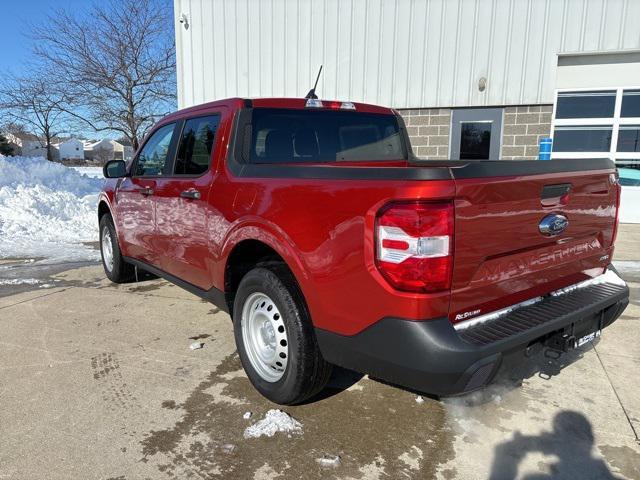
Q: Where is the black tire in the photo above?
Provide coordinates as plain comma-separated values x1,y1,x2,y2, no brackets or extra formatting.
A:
233,265,332,405
99,214,135,284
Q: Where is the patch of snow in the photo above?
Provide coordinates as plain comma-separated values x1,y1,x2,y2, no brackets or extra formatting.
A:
316,455,341,468
0,278,41,286
243,409,303,439
243,411,252,420
0,156,105,263
220,443,235,454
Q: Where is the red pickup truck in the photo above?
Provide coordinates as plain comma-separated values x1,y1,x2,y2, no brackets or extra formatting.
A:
98,97,629,404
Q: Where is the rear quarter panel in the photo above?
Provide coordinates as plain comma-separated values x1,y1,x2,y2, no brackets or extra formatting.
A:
213,173,455,335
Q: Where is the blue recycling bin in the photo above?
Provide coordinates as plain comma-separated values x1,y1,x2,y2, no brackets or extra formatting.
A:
539,137,552,160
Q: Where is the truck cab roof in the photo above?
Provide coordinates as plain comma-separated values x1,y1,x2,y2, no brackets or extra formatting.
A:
162,97,396,124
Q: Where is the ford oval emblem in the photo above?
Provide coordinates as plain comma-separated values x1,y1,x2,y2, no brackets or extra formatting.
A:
539,213,569,236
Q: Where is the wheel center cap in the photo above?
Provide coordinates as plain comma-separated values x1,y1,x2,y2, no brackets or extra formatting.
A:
260,320,276,348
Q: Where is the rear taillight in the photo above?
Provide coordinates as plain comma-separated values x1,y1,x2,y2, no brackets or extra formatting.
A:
612,172,621,245
375,201,454,293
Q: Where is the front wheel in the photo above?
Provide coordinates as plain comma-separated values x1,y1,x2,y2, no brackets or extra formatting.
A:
233,266,332,405
99,214,135,283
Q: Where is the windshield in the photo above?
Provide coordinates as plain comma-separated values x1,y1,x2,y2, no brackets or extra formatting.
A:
248,108,407,164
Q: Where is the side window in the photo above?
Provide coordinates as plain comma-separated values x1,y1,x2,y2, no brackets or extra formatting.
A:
174,115,220,175
134,123,176,177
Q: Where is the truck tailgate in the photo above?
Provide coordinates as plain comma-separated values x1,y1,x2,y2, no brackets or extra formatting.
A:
448,159,619,325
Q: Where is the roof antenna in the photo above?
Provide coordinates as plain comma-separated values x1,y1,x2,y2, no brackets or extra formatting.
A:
305,65,323,99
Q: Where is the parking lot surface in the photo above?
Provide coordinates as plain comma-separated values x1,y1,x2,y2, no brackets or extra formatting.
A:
1,226,639,479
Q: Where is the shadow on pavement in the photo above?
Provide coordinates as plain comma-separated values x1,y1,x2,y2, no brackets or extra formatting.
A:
489,410,620,480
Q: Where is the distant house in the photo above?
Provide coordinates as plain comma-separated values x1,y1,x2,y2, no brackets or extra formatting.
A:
20,135,49,158
56,138,84,160
84,139,126,163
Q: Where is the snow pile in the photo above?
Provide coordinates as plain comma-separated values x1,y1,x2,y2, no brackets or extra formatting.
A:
71,166,105,179
243,409,303,439
0,156,105,262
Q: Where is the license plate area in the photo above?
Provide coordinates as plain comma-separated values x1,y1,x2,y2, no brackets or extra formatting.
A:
576,329,601,347
544,314,602,352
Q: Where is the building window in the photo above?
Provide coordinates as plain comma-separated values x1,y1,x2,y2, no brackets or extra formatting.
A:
617,126,640,152
621,90,640,118
459,122,492,159
450,108,503,160
553,126,612,152
551,88,640,173
556,91,616,119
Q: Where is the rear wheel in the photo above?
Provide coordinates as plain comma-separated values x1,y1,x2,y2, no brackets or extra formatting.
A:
233,266,332,405
99,214,135,283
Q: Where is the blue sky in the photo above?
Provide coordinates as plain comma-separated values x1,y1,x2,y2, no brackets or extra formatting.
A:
0,0,95,74
1,0,175,139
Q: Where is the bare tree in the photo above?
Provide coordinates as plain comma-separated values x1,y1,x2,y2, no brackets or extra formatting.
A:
0,73,69,161
33,0,176,150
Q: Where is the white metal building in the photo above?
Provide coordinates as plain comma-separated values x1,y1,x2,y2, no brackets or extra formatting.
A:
174,0,640,220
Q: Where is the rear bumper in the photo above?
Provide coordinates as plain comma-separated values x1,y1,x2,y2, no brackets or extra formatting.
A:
315,267,629,396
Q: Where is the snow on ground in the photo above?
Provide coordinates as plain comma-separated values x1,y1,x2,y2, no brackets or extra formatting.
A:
0,278,56,289
0,155,105,263
0,278,42,286
71,166,105,179
243,409,303,439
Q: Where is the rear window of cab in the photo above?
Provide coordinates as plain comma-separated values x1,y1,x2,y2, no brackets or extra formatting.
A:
247,108,408,164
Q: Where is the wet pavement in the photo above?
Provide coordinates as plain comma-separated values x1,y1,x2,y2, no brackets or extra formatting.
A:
0,258,98,298
1,225,639,479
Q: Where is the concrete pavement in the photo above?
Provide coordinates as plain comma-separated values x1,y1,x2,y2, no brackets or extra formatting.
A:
0,226,639,479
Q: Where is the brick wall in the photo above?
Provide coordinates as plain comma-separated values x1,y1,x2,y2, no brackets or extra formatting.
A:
501,105,553,160
400,105,553,160
399,108,452,159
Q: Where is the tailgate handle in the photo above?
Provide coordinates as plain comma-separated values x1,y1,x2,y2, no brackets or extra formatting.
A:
541,184,571,205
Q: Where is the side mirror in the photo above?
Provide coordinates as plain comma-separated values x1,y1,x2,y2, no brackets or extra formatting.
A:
103,160,127,178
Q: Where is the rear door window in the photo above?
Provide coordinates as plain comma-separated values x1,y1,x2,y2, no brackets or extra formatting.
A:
248,108,407,164
174,115,220,175
134,123,176,176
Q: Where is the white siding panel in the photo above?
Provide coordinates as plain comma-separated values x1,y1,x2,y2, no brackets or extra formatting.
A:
175,0,640,109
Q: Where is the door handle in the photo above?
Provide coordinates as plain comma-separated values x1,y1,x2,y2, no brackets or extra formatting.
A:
138,187,154,196
180,189,201,200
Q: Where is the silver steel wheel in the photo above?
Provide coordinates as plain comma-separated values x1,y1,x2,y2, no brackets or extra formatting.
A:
101,226,114,273
241,292,289,382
